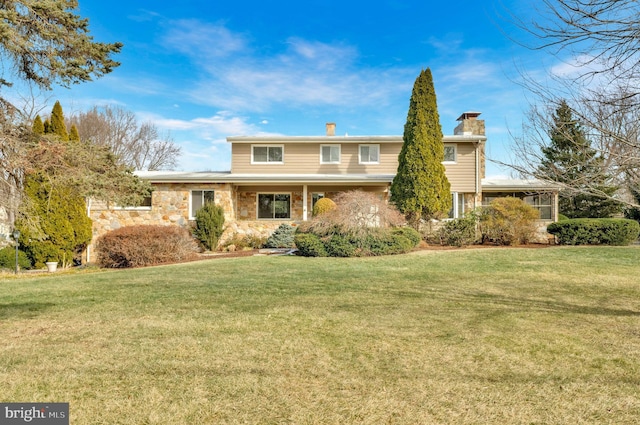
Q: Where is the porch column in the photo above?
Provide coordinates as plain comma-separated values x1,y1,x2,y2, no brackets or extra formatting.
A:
302,185,308,221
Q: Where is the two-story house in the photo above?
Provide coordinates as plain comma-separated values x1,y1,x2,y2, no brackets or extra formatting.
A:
87,112,558,260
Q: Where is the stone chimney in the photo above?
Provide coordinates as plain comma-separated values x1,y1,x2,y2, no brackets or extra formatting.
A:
454,112,484,136
326,122,336,136
454,112,486,179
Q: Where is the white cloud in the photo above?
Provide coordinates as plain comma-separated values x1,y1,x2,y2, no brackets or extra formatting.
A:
162,20,248,58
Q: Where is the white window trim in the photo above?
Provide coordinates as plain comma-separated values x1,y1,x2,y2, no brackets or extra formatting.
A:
251,144,284,164
319,144,341,164
190,189,215,220
358,144,380,164
112,195,153,211
256,192,292,220
443,144,457,164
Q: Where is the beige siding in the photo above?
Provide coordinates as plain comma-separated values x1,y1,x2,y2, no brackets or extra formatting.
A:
231,142,401,174
444,143,478,193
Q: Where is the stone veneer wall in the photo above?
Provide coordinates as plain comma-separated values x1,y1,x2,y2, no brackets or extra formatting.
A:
88,183,234,261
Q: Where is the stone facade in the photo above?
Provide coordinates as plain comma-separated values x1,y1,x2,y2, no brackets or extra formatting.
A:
88,183,235,260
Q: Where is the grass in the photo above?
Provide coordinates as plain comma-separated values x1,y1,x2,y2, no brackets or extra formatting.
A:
1,246,639,424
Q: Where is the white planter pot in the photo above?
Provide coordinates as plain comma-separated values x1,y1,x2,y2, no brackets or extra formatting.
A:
45,261,58,272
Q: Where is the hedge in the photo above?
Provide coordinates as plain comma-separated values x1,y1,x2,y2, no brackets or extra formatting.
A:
96,225,200,268
547,218,640,246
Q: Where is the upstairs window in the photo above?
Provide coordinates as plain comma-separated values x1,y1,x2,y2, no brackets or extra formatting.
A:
359,144,380,164
191,190,215,219
443,144,457,163
252,145,284,164
320,145,341,164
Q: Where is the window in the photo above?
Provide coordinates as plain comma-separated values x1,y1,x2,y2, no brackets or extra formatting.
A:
252,145,284,164
359,144,380,164
482,192,554,220
524,193,553,220
312,193,324,208
191,190,215,218
443,144,457,163
320,145,341,164
113,194,152,210
258,193,291,219
448,192,466,219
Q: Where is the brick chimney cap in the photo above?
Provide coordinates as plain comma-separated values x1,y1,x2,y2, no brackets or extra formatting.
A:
457,112,482,121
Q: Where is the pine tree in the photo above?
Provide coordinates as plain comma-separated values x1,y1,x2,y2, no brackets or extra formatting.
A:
33,115,45,134
390,68,451,224
539,100,621,218
48,100,69,140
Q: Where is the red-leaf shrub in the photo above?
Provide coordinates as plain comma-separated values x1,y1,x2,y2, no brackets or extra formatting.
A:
96,225,200,268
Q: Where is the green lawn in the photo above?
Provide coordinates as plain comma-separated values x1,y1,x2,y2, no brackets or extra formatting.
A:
1,247,639,424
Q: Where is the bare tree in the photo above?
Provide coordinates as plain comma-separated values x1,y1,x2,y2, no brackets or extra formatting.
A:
69,105,182,170
503,0,640,208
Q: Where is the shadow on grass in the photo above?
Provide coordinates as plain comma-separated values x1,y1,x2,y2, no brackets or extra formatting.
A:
449,292,640,317
0,302,55,319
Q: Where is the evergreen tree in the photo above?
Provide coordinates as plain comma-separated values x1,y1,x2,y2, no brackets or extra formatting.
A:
33,115,45,134
17,174,92,268
69,124,80,142
539,100,621,218
18,103,93,267
390,68,451,224
43,118,51,134
48,100,69,140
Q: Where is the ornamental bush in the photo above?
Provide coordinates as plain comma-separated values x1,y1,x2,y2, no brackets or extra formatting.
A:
193,202,225,251
390,226,422,247
480,197,539,245
312,197,337,216
96,225,199,268
0,247,32,270
293,233,327,257
265,224,296,248
547,218,639,246
438,213,479,247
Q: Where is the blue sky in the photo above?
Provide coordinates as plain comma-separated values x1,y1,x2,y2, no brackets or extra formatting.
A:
37,0,559,177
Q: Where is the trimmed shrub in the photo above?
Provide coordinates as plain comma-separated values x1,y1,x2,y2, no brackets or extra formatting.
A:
0,247,32,270
294,233,327,257
325,234,357,257
438,213,478,247
480,197,540,245
96,225,199,268
265,224,296,248
364,231,414,256
547,218,639,246
193,202,225,251
222,233,266,251
390,226,422,247
558,213,570,221
312,197,337,216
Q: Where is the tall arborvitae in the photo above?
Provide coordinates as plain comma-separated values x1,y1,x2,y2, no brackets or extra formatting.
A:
33,115,45,134
539,100,621,218
48,100,69,140
390,68,451,224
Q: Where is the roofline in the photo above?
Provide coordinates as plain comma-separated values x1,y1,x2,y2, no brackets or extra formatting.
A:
227,135,486,143
136,171,394,185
